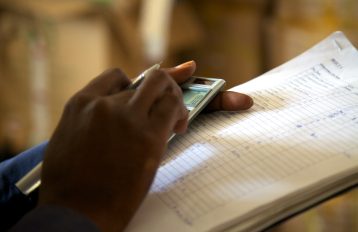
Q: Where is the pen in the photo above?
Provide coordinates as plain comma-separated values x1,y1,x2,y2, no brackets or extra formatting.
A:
16,63,161,195
128,63,161,89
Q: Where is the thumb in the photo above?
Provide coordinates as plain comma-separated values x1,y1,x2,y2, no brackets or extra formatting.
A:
163,61,196,84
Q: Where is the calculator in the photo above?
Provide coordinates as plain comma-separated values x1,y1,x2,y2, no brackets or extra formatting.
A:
168,76,225,141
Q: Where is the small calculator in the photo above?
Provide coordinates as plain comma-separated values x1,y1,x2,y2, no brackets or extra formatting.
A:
168,76,225,141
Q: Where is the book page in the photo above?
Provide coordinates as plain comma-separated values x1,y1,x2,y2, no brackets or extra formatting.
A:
126,32,358,232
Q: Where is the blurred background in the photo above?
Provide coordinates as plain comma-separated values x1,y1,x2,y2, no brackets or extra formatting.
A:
0,0,357,231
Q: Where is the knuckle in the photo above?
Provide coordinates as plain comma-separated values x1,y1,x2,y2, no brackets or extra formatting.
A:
65,93,112,120
123,115,159,146
147,70,180,95
106,67,125,77
173,84,183,98
149,70,171,84
102,68,131,85
165,93,181,106
140,129,160,148
165,92,181,106
64,93,93,113
89,98,110,115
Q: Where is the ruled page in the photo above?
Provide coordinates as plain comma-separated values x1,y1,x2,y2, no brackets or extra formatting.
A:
126,32,358,232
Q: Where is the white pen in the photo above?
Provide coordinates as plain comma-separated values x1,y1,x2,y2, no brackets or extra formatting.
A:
16,63,161,195
128,63,161,89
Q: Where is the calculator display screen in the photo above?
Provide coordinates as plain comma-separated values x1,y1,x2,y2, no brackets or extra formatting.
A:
182,88,210,109
192,78,215,86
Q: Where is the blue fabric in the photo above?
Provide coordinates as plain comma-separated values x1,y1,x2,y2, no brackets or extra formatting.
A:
0,141,47,231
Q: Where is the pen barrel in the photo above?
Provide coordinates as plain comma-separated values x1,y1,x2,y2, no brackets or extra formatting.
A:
16,162,42,195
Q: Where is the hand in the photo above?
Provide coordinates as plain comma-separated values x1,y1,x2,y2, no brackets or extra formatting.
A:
164,60,253,112
38,61,253,232
39,68,188,231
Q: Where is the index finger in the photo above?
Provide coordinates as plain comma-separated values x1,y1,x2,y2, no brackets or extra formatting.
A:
129,70,185,115
80,68,131,96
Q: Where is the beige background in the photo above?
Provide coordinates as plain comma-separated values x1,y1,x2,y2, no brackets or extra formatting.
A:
0,0,357,231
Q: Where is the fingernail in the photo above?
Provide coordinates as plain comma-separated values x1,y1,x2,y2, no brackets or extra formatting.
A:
175,60,195,69
245,96,254,109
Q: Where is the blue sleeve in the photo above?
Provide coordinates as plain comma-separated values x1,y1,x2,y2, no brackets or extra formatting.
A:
0,141,48,231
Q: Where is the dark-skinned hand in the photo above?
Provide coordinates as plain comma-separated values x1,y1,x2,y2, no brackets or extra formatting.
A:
39,61,253,232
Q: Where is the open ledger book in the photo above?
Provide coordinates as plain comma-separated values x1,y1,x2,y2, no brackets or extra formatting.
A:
126,31,358,232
